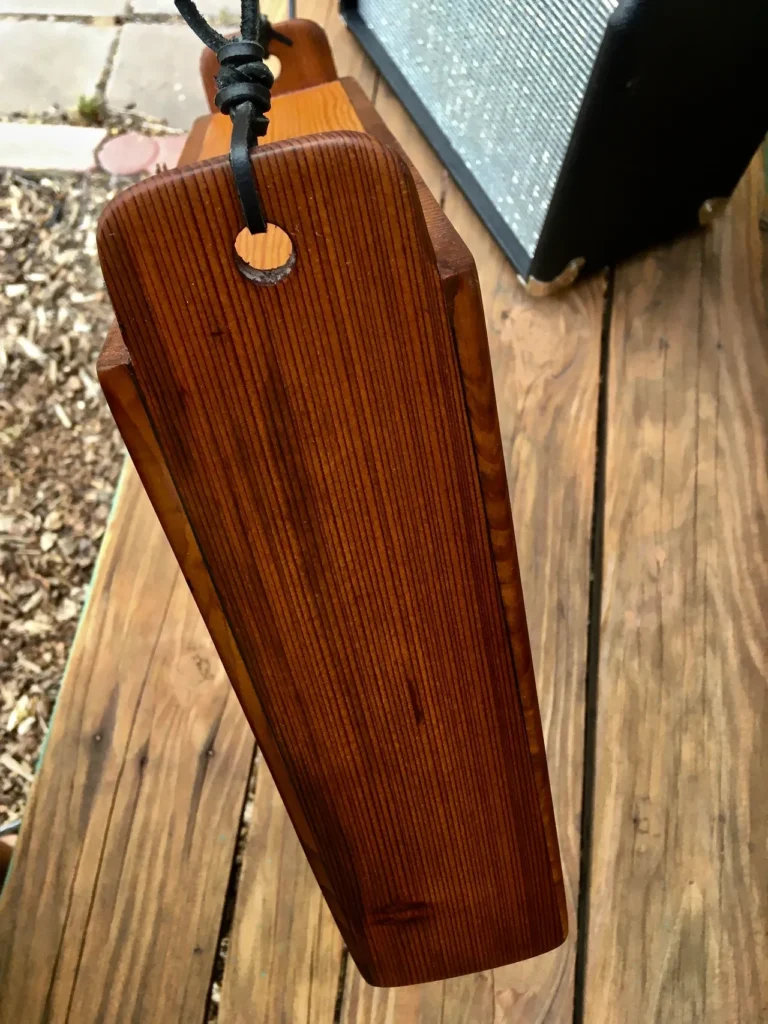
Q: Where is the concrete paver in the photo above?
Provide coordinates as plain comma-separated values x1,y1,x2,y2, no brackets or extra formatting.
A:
106,22,225,128
0,0,124,14
95,131,187,173
96,131,160,174
131,0,286,20
130,0,238,18
0,20,117,115
154,133,188,169
0,122,106,170
1,0,290,127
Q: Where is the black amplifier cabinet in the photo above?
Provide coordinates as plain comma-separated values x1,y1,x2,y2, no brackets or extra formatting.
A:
341,0,768,292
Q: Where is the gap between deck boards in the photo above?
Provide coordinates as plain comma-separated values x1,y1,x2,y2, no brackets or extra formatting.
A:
571,270,614,1024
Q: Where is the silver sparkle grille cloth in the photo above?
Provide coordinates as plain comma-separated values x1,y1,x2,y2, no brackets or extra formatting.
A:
357,0,619,259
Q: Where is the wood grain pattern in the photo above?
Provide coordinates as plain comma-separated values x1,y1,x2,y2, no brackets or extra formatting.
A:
98,75,362,1022
207,40,371,1021
99,83,474,1004
332,20,503,1016
0,469,253,1023
95,80,358,1024
192,80,365,306
584,154,768,1021
157,35,478,1018
200,17,338,114
94,85,352,1023
98,117,565,983
98,330,325,870
298,10,501,1011
5,0,762,1014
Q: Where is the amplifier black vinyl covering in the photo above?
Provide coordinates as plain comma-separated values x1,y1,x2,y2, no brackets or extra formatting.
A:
341,0,768,291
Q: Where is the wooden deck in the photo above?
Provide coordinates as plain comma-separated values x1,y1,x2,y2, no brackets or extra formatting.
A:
1,1,766,1020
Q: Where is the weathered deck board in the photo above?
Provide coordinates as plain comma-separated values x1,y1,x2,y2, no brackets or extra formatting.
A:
584,154,768,1021
217,753,344,1024
0,469,254,1023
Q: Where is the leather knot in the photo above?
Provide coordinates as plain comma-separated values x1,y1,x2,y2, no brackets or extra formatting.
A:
173,0,289,234
215,39,274,136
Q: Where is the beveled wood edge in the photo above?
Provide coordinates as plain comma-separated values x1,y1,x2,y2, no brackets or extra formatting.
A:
100,80,567,940
97,328,344,926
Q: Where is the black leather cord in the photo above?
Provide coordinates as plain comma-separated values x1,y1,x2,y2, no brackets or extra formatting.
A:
174,0,291,233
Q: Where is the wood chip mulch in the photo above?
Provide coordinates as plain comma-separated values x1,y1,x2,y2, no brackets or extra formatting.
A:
0,170,129,825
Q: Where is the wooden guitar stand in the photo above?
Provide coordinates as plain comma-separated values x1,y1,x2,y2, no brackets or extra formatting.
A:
97,19,567,987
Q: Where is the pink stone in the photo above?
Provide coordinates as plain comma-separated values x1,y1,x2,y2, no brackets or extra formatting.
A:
97,132,160,175
153,133,188,171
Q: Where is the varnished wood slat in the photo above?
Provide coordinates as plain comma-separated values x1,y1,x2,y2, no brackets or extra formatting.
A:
326,11,504,1011
194,83,350,1022
179,80,368,380
366,77,599,1016
100,76,442,1018
102,84,357,1016
98,331,323,861
93,76,372,1024
98,100,566,982
193,12,598,1011
585,154,768,1021
441,203,603,1024
101,342,345,1024
198,26,378,1016
0,469,253,1023
0,61,364,1022
189,68,481,1018
102,83,367,872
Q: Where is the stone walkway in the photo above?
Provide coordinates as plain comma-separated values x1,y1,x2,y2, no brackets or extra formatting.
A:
1,0,287,171
0,1,269,127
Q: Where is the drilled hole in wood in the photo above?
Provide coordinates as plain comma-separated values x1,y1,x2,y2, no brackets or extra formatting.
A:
234,223,295,285
265,53,281,81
